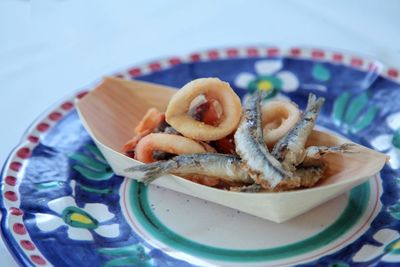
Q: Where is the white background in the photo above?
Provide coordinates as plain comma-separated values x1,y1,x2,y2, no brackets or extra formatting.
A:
1,0,399,265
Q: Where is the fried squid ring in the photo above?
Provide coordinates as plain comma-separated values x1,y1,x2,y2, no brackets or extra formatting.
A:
122,129,152,158
134,108,165,135
261,100,301,148
134,133,212,163
165,78,242,141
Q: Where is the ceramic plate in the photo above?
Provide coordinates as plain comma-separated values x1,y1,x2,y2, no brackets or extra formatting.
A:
1,46,400,267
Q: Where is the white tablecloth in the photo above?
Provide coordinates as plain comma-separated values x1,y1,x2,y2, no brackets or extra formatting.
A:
1,0,399,265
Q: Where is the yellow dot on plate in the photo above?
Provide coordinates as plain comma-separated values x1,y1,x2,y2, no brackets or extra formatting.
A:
390,240,400,250
71,213,93,224
257,80,273,91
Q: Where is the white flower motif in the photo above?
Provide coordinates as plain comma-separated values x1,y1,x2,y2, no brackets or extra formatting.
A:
35,196,120,241
235,60,299,99
353,228,400,263
370,112,400,169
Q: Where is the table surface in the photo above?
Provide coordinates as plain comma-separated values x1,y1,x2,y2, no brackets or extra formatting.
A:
1,0,400,265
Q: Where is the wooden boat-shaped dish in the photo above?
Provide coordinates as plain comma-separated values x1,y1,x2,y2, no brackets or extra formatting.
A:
76,77,388,223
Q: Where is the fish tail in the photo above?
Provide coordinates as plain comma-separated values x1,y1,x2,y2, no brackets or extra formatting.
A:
317,143,357,155
125,160,176,184
306,93,325,112
333,143,358,153
259,90,271,100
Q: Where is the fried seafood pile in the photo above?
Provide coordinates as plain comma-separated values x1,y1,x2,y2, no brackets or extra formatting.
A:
123,78,354,192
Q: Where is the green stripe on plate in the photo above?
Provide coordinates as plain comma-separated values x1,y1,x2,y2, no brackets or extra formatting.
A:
129,182,370,262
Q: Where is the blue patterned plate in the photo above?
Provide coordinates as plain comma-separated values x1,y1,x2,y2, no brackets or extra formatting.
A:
1,46,400,267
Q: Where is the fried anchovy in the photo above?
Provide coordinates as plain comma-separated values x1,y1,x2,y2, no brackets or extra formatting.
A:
234,92,292,189
125,153,253,185
301,143,357,166
295,166,325,188
272,94,325,171
231,165,324,192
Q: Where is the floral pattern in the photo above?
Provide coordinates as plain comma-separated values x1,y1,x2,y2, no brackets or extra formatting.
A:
370,112,400,169
98,244,154,267
70,144,114,181
332,91,379,134
352,229,400,263
235,60,299,99
35,196,120,241
312,63,331,82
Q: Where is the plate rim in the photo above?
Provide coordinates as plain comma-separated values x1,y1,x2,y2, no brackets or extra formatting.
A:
1,45,400,267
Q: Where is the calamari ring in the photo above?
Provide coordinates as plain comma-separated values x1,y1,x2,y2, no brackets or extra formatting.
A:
261,100,301,148
165,78,242,141
134,133,210,163
122,129,152,157
134,108,165,135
